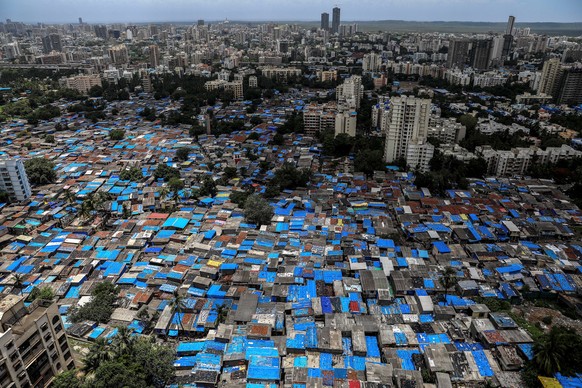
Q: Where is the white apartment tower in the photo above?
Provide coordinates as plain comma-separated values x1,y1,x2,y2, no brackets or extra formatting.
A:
362,53,381,72
334,109,357,137
0,159,32,202
336,75,363,110
384,96,432,169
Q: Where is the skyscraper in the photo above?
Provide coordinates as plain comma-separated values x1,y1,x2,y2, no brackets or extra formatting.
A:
332,7,340,34
41,34,62,54
447,39,470,69
336,75,363,110
321,12,329,31
506,15,516,35
384,96,432,165
149,44,160,68
470,39,492,70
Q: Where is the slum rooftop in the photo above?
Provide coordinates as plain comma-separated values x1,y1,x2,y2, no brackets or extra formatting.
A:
1,97,582,388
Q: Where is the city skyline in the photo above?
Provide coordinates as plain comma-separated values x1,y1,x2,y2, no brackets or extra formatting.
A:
3,0,582,24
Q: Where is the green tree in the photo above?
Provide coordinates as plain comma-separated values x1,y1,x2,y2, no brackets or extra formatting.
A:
230,190,250,207
272,163,311,190
199,175,217,197
27,286,54,302
244,194,274,226
354,149,385,178
109,129,125,140
175,147,190,162
70,281,118,323
24,158,57,185
154,163,180,182
458,114,478,131
51,370,83,388
223,166,238,179
120,166,143,182
167,177,184,204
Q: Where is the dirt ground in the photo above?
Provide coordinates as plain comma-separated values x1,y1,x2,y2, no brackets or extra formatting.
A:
513,304,582,336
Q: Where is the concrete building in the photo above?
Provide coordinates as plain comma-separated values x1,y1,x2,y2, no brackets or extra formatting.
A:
336,75,363,110
260,67,301,80
538,58,563,99
428,117,466,144
0,295,74,387
334,109,357,137
405,141,434,172
362,52,381,72
108,44,129,65
204,79,244,99
332,7,341,34
248,76,258,88
0,159,32,202
59,75,102,95
321,13,329,31
476,145,582,176
384,96,431,166
470,39,492,70
303,103,337,136
557,67,582,105
447,39,470,69
149,44,160,68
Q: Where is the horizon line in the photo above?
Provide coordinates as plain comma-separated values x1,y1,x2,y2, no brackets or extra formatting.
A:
8,18,582,25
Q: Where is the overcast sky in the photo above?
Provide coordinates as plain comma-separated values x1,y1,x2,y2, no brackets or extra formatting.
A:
3,0,582,24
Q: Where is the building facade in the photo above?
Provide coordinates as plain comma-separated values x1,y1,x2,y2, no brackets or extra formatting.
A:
0,295,75,387
0,159,32,202
384,96,432,168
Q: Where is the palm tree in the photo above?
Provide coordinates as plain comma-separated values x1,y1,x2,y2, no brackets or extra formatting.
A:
79,200,94,222
83,337,112,373
534,326,568,376
12,274,25,295
441,266,457,303
170,291,186,334
62,189,77,205
112,326,135,357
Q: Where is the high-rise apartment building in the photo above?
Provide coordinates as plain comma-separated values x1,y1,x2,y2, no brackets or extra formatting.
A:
321,13,329,31
332,7,341,34
557,67,582,105
108,44,129,65
362,52,381,72
447,39,470,69
336,75,363,110
94,25,107,39
538,58,563,99
0,295,75,387
149,44,160,68
41,34,62,54
384,96,432,170
0,159,32,202
335,109,357,137
470,39,492,70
